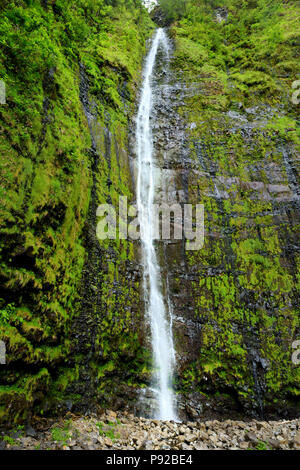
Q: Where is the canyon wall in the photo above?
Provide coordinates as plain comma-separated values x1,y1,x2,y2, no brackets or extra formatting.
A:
154,0,299,419
0,0,153,425
0,0,299,426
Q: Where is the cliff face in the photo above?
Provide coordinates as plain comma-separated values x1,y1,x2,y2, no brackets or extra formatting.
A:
153,0,299,419
0,0,153,426
0,0,299,427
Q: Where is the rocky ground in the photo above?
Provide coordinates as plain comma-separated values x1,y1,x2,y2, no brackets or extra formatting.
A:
1,410,299,451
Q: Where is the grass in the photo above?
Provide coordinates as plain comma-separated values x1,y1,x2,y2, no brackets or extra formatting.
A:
255,441,271,450
96,421,121,441
51,420,72,446
2,435,16,446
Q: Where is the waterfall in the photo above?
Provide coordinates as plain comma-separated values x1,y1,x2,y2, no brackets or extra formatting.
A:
136,28,177,421
143,0,157,12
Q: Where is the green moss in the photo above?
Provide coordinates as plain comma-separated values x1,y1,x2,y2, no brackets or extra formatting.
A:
0,0,153,425
169,0,300,411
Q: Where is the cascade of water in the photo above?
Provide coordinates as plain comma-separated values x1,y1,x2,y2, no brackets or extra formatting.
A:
143,0,158,12
136,28,177,421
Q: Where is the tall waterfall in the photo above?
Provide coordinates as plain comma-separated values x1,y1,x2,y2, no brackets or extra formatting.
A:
136,28,177,421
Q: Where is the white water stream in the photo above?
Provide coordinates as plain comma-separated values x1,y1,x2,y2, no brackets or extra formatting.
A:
136,28,177,421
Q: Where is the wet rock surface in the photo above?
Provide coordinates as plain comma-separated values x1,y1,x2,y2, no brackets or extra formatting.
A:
134,27,300,420
1,410,299,451
0,3,153,427
1,3,299,428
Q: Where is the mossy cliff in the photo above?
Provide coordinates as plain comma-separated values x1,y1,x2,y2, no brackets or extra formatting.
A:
0,0,299,427
154,0,299,418
0,0,153,426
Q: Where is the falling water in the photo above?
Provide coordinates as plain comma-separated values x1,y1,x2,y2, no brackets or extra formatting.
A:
136,28,177,421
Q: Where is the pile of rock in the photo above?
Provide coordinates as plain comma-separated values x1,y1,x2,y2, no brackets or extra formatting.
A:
1,410,299,451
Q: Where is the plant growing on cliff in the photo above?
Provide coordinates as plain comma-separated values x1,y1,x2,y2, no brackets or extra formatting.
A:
0,302,21,326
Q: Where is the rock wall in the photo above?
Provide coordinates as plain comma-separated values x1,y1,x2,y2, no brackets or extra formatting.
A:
152,0,300,419
0,0,153,426
0,0,299,426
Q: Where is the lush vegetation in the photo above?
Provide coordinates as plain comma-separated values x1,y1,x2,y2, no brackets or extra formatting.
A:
159,0,191,20
0,0,153,426
0,0,299,425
